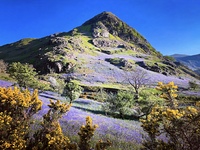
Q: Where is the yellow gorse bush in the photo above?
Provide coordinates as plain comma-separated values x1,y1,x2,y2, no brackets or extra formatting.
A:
0,86,111,150
156,81,178,108
78,116,99,150
0,87,42,113
141,82,200,150
29,99,72,150
0,86,42,150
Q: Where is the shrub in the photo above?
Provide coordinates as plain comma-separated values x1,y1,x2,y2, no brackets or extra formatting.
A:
189,80,199,90
0,87,42,149
141,82,200,150
28,100,73,150
62,81,83,103
156,81,178,108
138,88,164,117
78,116,99,150
8,62,50,91
103,90,134,118
8,62,38,88
96,88,110,102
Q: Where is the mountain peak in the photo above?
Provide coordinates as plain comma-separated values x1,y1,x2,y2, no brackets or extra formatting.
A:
82,11,119,26
81,11,161,56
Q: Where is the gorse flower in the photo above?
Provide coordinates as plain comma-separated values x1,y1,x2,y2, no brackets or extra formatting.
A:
78,116,99,150
156,81,178,108
141,82,200,150
0,86,111,150
0,86,42,149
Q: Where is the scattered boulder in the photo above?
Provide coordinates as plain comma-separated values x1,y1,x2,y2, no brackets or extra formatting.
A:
162,61,177,68
162,72,168,76
92,21,109,38
105,57,129,68
151,65,161,73
48,76,58,87
136,61,148,69
92,38,119,48
55,62,63,73
136,60,180,75
49,37,67,46
92,27,109,38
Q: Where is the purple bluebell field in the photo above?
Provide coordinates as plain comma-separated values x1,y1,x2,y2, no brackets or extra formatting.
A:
36,93,144,143
0,79,143,148
0,77,199,149
0,80,13,87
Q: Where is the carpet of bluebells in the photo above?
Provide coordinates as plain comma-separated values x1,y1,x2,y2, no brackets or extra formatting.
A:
62,99,144,143
37,92,144,145
68,52,195,88
0,80,144,147
1,73,199,149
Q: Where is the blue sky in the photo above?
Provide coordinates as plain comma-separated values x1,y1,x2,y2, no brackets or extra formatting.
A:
0,0,200,55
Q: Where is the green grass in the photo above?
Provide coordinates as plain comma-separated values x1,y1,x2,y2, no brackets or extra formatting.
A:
65,132,142,150
106,57,125,65
0,36,50,64
95,82,129,90
117,49,137,55
109,34,123,41
77,25,92,34
17,38,35,46
127,59,135,64
78,83,124,92
79,35,98,54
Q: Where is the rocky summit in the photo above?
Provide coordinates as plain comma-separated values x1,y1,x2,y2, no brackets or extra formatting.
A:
81,12,160,56
0,11,199,87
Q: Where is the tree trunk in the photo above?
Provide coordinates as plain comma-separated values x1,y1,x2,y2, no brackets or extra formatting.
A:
134,89,139,100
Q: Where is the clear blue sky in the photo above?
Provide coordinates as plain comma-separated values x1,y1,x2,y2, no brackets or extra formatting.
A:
0,0,200,55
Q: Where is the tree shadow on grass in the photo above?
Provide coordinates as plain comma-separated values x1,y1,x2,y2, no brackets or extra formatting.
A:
73,100,91,105
40,94,58,100
72,106,104,115
72,106,140,121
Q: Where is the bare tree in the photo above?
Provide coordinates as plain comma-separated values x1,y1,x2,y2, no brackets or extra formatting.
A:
123,68,150,99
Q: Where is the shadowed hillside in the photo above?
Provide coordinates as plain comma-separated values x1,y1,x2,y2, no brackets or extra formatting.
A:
173,54,200,75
